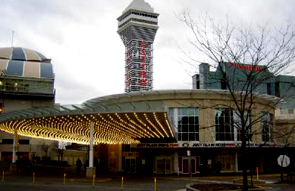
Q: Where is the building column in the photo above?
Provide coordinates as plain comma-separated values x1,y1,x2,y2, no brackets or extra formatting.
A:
174,151,179,174
12,129,18,163
235,150,238,173
118,144,122,172
86,123,96,177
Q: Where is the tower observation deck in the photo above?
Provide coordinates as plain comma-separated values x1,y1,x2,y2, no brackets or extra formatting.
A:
117,0,159,93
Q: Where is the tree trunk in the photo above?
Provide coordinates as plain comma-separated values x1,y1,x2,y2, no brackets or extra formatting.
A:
242,139,248,191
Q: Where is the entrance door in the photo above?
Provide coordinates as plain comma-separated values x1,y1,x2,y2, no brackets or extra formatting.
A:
182,158,189,173
181,157,197,174
125,157,136,173
156,159,165,174
155,157,172,174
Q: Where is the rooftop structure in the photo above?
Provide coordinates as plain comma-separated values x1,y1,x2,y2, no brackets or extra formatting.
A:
0,89,278,144
117,0,159,92
0,47,56,163
0,47,55,99
0,89,280,174
192,62,295,109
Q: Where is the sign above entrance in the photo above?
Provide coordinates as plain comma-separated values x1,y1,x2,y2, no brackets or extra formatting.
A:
122,152,139,157
131,142,281,148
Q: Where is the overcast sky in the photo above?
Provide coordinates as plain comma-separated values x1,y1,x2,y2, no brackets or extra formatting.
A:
0,0,294,105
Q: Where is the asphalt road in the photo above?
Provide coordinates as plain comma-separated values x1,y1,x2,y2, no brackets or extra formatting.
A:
1,165,295,191
3,175,295,191
1,176,189,191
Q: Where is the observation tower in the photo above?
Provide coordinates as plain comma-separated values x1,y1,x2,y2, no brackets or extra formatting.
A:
117,0,159,92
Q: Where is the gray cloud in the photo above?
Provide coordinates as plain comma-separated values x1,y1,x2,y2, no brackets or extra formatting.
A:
0,0,294,104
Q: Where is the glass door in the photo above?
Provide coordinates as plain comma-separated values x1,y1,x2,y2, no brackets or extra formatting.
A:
156,159,165,174
125,158,131,172
181,157,197,174
191,158,196,173
130,158,136,173
155,157,173,174
165,158,172,174
125,157,136,173
182,158,189,173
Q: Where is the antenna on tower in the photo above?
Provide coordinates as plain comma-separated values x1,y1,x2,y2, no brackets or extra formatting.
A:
11,30,14,47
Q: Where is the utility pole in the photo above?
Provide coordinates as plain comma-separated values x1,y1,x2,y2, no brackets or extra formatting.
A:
11,30,14,47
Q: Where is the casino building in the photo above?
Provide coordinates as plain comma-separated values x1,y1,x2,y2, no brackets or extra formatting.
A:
0,47,55,162
117,0,159,93
192,62,295,113
0,0,293,176
0,89,279,174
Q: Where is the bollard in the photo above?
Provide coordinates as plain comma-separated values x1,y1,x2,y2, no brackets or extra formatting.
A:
63,173,66,185
121,176,124,190
256,167,259,180
1,171,4,185
32,172,35,184
154,177,157,191
92,174,96,188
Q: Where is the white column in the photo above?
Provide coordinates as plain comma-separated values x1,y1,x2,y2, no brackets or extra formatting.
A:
12,129,18,163
89,123,94,168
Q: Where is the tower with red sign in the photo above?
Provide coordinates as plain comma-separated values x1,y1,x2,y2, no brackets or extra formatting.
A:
117,0,159,92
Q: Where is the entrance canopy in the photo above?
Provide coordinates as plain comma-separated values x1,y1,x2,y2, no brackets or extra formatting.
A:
0,91,176,144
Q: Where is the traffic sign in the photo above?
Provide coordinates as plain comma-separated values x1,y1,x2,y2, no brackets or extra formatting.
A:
277,155,290,167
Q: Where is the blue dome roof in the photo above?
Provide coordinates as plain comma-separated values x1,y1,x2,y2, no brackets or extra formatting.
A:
0,47,54,79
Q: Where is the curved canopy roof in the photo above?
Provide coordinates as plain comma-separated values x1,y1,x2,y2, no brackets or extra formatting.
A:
0,90,178,144
0,90,278,145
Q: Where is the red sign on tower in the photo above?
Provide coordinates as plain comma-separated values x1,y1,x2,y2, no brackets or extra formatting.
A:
140,40,147,86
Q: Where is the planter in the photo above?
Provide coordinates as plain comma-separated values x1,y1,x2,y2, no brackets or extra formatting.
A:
186,183,265,191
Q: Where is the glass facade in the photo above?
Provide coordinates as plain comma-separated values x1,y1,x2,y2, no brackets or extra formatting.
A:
0,78,54,95
262,113,274,142
215,109,251,142
169,108,199,141
215,109,234,141
193,62,295,110
233,111,251,141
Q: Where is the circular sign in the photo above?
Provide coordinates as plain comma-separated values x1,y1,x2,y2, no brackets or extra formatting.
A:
277,155,290,167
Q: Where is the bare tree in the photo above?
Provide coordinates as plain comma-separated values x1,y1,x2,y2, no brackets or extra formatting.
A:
42,144,49,161
55,141,70,162
179,12,295,191
273,118,295,182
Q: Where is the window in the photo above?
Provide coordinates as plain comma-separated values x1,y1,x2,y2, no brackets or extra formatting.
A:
275,82,280,97
216,109,251,142
221,78,227,89
262,113,274,142
216,152,235,171
169,108,199,141
215,109,234,141
233,111,251,141
19,139,30,145
2,139,13,144
267,83,271,95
